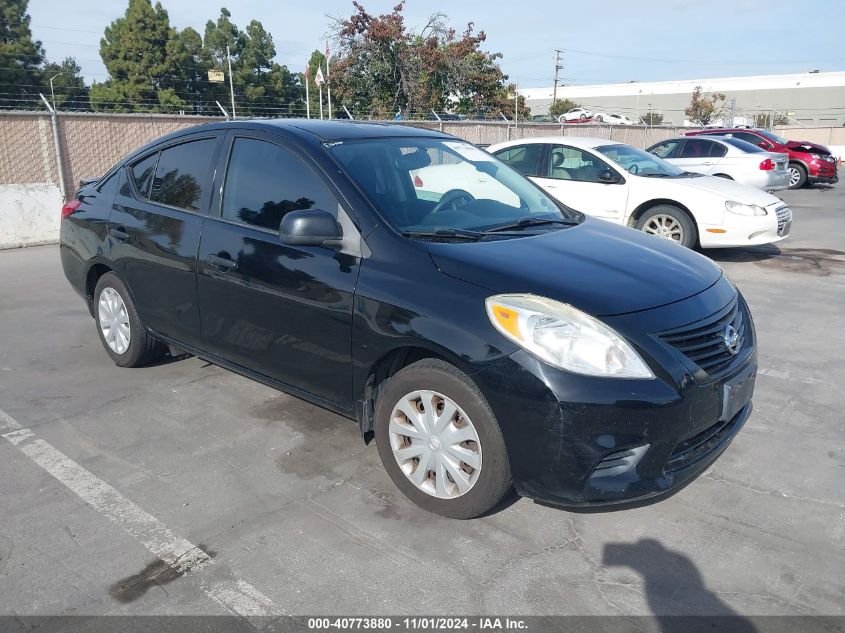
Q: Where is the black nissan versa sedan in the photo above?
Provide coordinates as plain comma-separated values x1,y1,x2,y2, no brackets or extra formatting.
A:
60,120,757,519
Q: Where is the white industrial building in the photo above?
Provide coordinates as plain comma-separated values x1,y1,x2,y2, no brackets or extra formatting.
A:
520,71,845,126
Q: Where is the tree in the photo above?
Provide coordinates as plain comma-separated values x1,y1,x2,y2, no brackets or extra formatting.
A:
42,57,89,110
685,86,725,125
640,112,664,126
548,98,578,119
329,2,527,119
0,0,45,109
90,0,187,112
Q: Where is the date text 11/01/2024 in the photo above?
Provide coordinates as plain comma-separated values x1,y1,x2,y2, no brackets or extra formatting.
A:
307,617,528,630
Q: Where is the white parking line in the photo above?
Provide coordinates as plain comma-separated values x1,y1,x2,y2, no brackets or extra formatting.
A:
0,408,285,616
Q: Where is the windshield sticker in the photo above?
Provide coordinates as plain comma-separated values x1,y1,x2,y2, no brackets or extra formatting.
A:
443,141,494,162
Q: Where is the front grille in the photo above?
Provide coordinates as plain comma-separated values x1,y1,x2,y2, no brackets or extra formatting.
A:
665,404,747,473
658,297,748,379
776,205,792,237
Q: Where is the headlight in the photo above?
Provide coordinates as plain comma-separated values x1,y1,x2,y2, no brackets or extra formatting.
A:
485,294,654,379
725,200,767,216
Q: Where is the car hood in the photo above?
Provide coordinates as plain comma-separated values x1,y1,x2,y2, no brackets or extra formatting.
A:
787,140,831,154
663,174,780,206
426,218,723,317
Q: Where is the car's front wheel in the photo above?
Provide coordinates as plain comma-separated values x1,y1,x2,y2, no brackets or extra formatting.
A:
94,272,166,367
374,359,512,519
636,205,697,248
787,163,807,189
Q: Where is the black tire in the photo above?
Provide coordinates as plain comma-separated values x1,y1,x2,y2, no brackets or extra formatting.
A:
595,115,604,122
579,113,587,119
93,272,166,368
787,163,807,189
635,204,698,249
374,359,512,519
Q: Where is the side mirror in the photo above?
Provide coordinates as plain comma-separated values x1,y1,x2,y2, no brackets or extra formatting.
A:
597,169,620,184
279,209,343,248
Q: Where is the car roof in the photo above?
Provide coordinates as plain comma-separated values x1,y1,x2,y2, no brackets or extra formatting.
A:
489,136,619,151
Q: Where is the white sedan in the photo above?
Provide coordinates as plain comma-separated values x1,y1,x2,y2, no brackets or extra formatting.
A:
557,107,593,123
594,112,634,125
488,136,792,249
647,135,789,192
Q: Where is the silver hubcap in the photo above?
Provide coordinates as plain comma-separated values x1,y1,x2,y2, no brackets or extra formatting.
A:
643,214,684,243
389,390,482,499
98,287,131,354
788,167,801,187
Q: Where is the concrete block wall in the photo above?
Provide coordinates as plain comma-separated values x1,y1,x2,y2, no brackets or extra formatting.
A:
0,184,63,249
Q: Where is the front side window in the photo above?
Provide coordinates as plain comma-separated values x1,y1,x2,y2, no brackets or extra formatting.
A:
735,132,768,147
130,153,157,198
597,144,685,177
328,137,573,233
547,145,611,182
221,138,338,231
149,138,216,211
493,144,543,177
757,130,788,145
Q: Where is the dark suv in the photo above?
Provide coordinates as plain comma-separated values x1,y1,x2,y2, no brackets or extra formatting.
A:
61,120,756,518
686,128,838,189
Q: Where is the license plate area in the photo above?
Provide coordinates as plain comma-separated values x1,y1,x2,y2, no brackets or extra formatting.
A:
721,363,756,421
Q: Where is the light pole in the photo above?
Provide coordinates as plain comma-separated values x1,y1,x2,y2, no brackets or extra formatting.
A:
49,73,62,112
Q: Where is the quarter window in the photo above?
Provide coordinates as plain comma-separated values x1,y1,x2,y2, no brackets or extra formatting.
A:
149,138,216,211
221,138,338,231
130,153,157,199
493,144,543,176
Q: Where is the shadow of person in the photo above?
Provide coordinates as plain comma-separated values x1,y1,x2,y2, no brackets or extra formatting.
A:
603,538,758,633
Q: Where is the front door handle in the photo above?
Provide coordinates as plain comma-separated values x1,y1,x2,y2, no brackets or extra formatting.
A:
109,227,129,241
206,254,238,271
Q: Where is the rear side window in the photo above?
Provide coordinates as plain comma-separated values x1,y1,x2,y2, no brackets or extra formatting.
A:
148,138,216,211
493,144,543,177
680,139,716,158
221,137,338,231
130,153,158,198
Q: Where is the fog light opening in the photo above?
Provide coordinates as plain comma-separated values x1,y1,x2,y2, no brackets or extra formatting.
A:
590,444,649,479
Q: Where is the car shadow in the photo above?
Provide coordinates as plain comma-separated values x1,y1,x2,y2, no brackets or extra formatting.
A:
143,348,194,367
706,244,782,263
603,538,758,632
804,183,837,192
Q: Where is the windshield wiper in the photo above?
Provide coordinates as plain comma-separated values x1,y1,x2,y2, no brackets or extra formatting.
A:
484,217,578,233
402,228,484,241
640,173,672,177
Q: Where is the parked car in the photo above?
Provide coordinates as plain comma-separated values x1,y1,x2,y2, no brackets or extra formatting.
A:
557,107,593,123
61,120,757,518
685,128,838,189
647,136,789,192
594,112,634,125
489,136,792,249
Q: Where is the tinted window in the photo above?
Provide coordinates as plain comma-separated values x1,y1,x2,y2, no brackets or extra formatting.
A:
493,144,543,176
734,132,767,147
149,139,216,211
130,153,157,198
222,138,338,231
548,145,611,182
649,140,683,158
719,137,765,154
680,139,715,158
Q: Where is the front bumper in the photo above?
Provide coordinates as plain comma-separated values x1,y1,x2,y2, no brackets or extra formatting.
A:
473,278,756,508
807,174,839,185
699,202,791,248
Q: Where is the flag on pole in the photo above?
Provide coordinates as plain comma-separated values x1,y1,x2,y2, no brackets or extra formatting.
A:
305,64,309,79
315,67,325,86
325,43,331,61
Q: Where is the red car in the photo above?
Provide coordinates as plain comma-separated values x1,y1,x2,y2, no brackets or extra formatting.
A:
685,128,838,189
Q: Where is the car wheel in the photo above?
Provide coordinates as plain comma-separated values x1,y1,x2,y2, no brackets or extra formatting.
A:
787,163,807,189
596,115,604,122
94,272,167,367
579,113,587,120
636,205,697,249
374,359,512,519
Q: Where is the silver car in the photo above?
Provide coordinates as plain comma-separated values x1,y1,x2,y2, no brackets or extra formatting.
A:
647,135,790,192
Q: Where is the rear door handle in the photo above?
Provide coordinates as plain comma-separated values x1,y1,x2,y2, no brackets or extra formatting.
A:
109,227,129,241
206,254,238,271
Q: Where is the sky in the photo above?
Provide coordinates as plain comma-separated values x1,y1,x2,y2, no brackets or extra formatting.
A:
27,0,845,88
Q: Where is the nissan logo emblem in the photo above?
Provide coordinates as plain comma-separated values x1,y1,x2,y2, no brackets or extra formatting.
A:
723,324,740,355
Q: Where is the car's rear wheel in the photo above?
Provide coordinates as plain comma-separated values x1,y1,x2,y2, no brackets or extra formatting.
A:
787,163,807,189
636,205,697,249
94,272,166,367
595,115,604,122
579,113,587,120
374,359,512,519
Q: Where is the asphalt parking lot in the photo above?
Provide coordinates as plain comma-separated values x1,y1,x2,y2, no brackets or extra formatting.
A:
1,185,843,620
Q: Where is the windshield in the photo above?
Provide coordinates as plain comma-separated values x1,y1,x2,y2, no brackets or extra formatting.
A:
596,144,685,177
328,138,575,233
757,130,787,145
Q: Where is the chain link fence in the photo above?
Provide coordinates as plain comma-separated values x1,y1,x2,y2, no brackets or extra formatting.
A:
3,111,842,199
